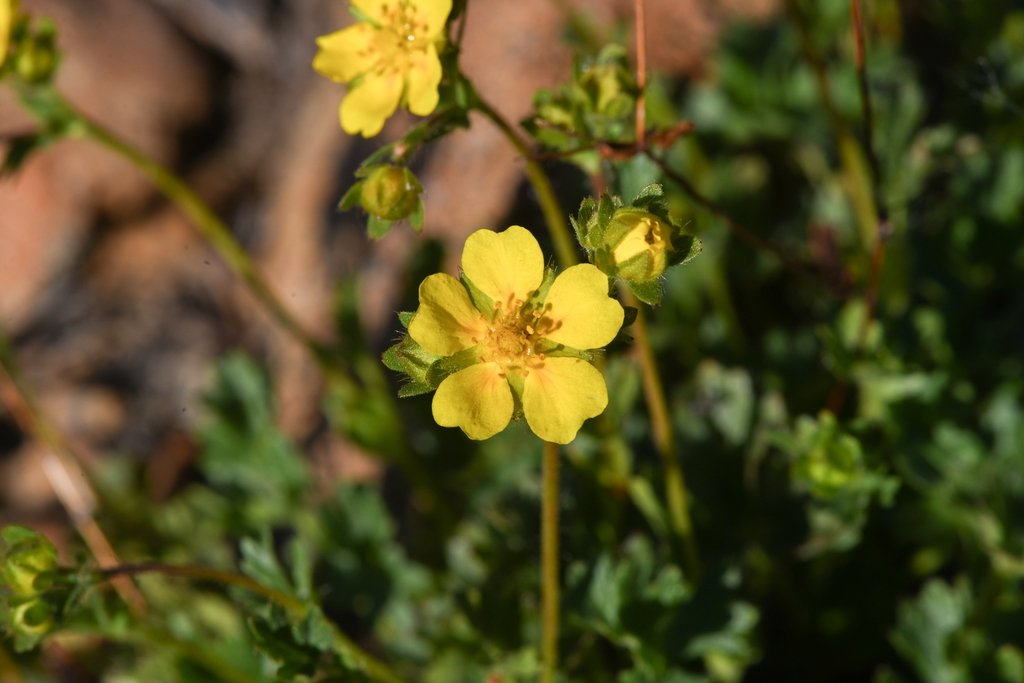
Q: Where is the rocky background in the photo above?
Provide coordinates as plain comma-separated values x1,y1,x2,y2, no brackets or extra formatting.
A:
0,0,778,528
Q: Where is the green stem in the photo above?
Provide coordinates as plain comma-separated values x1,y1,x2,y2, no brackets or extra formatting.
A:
97,563,404,683
785,0,877,249
622,291,700,579
540,440,561,683
471,91,578,268
58,97,329,363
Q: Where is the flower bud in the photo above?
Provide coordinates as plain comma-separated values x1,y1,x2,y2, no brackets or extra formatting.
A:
580,58,634,118
10,599,55,638
2,526,58,597
359,165,422,221
608,209,672,282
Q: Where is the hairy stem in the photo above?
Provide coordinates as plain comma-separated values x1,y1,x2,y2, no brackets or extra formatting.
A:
75,114,329,362
472,92,578,268
622,292,701,578
541,440,561,683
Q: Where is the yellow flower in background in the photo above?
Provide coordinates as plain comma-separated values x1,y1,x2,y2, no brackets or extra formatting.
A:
313,0,450,137
1,0,16,69
408,227,624,444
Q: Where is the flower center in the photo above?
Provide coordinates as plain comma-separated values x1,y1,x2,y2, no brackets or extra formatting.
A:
475,296,561,377
368,1,433,63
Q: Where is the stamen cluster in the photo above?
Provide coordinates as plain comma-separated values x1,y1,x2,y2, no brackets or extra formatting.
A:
477,297,562,377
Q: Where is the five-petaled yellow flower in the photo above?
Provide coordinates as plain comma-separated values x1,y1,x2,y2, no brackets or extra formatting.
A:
313,0,450,137
408,226,624,444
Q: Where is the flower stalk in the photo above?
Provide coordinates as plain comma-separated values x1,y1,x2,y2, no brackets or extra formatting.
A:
471,91,579,269
75,114,329,363
623,291,700,578
540,440,560,683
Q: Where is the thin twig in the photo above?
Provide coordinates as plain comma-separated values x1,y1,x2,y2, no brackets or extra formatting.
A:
826,1,891,415
0,328,148,616
621,292,701,578
648,153,814,280
785,0,878,248
634,0,647,148
471,89,578,269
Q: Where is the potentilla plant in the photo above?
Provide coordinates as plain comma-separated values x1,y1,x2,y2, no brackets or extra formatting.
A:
5,0,972,680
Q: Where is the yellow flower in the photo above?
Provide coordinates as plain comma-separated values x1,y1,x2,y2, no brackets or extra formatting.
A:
313,0,450,137
1,0,16,69
408,226,624,443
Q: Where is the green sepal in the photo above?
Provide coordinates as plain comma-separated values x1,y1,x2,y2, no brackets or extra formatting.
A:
615,249,658,283
408,198,425,232
531,267,558,306
397,311,415,328
630,182,667,212
337,181,363,211
537,342,598,363
593,193,619,248
460,272,495,320
425,346,481,388
627,278,664,306
667,234,702,268
573,196,597,249
382,335,440,390
367,214,394,239
397,381,435,398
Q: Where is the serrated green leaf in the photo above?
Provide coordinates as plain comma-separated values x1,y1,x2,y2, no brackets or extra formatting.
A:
668,234,702,267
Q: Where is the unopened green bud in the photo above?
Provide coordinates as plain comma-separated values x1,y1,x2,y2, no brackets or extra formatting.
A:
10,599,54,638
2,526,59,597
608,210,672,282
359,165,422,221
581,60,633,116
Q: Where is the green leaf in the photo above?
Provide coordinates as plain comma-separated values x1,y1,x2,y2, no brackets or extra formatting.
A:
890,578,973,683
198,354,309,526
239,534,294,596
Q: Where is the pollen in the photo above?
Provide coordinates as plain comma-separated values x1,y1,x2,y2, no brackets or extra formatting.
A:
479,296,559,374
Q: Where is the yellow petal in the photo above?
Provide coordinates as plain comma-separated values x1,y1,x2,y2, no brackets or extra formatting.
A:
543,264,623,349
462,226,544,307
405,44,442,116
0,0,11,69
408,273,486,356
312,25,377,83
416,0,452,37
433,363,513,440
340,71,404,137
522,357,608,444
